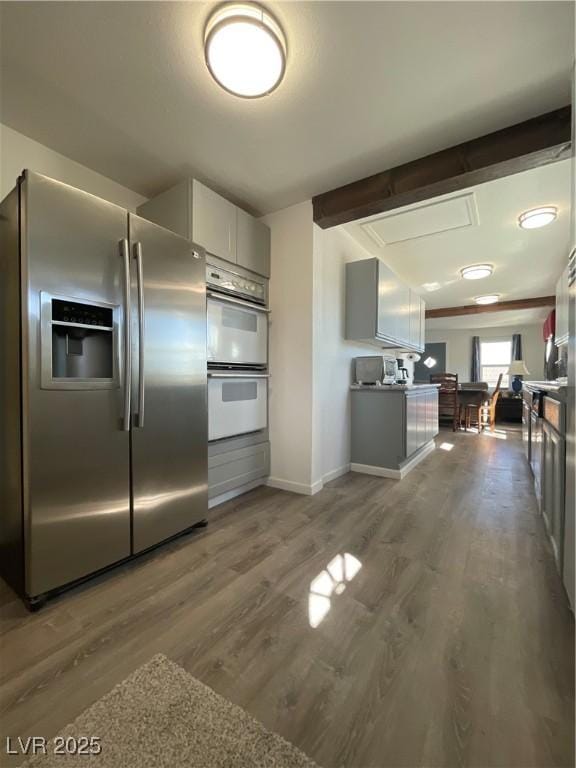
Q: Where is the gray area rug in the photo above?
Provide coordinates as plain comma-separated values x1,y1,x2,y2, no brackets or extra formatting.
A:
22,654,318,767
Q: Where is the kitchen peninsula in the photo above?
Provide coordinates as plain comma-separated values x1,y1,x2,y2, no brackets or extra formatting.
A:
350,384,440,479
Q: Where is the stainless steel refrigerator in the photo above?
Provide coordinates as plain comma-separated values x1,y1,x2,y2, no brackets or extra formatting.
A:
0,171,207,607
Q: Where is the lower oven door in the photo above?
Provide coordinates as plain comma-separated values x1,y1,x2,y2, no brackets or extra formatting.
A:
208,373,268,441
207,293,268,367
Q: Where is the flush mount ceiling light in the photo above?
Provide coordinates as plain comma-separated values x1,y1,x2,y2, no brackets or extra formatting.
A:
460,264,493,281
204,3,287,98
518,206,558,230
474,294,500,305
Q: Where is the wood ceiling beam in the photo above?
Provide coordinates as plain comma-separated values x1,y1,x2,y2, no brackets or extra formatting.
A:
425,296,555,319
312,107,571,229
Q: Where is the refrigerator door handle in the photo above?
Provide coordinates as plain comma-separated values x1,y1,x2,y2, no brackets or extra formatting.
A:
134,241,145,428
120,238,132,431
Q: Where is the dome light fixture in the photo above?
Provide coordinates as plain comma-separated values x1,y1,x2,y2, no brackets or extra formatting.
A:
518,206,557,230
475,294,500,305
461,264,493,281
204,3,287,98
518,205,558,229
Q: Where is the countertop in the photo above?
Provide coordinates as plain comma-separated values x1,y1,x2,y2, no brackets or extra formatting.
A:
523,380,567,395
350,383,441,392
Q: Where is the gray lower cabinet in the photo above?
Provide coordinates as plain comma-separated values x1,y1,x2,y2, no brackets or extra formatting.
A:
542,418,566,570
406,389,439,454
351,386,439,476
208,433,270,502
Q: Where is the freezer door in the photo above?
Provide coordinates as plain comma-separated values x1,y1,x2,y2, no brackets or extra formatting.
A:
129,216,207,553
23,172,131,597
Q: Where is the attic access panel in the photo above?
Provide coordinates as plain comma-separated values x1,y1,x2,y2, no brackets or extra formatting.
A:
360,192,479,248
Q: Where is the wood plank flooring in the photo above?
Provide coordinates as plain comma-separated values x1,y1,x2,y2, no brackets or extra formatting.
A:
1,427,574,767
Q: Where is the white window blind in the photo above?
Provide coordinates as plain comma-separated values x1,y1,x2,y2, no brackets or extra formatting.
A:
480,340,511,387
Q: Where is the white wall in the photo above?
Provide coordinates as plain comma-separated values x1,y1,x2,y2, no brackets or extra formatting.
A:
263,205,383,495
312,225,376,486
263,202,317,494
1,124,146,210
425,324,545,382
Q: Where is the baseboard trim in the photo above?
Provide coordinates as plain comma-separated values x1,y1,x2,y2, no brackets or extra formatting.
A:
267,463,352,496
267,477,323,496
350,463,401,479
351,441,435,480
322,464,351,484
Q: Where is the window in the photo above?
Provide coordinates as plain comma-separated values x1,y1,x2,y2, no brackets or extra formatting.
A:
480,340,511,388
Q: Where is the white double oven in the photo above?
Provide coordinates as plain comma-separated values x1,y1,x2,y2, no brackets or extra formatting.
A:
206,258,269,441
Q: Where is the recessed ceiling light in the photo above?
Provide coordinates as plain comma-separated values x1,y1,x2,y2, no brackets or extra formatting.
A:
461,264,493,280
204,3,287,98
518,206,557,230
475,294,500,305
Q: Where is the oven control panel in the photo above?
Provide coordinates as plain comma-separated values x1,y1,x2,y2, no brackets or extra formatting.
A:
206,264,266,304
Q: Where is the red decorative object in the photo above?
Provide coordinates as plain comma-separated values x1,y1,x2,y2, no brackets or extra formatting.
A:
543,309,556,340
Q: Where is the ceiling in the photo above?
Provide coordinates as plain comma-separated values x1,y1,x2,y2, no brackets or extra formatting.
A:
343,159,571,326
426,308,550,332
0,1,573,215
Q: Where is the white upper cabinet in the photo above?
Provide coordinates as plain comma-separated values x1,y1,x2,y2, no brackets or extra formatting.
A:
191,180,237,264
346,258,425,352
236,208,271,277
137,179,271,277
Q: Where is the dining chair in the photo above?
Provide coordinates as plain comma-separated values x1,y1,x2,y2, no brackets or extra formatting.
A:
430,373,459,431
479,373,504,432
461,383,489,433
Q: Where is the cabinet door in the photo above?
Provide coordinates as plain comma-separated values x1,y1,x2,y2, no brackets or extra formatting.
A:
425,391,433,442
408,290,421,350
541,422,554,534
417,392,427,448
377,261,409,345
406,395,418,457
191,180,237,263
542,422,566,569
419,297,426,353
237,208,271,277
430,391,439,437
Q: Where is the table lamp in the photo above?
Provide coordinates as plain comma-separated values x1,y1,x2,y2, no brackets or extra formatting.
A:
507,360,530,394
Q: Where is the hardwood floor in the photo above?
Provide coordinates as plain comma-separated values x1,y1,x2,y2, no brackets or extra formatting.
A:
1,427,574,767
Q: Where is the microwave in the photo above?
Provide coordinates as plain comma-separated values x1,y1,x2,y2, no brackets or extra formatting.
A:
354,356,397,385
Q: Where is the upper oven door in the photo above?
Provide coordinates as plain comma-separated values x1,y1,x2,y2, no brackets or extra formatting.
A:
207,293,268,367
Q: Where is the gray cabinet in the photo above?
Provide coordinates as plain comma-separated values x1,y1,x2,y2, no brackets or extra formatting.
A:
541,397,566,571
406,389,439,457
346,258,425,352
406,394,419,457
350,386,438,478
208,434,270,502
137,179,271,277
192,180,237,264
542,420,565,568
237,208,271,277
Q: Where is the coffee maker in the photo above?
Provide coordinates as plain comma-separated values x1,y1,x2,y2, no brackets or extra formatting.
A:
396,358,409,384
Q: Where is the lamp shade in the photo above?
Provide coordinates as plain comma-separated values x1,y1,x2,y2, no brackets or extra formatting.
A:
507,360,530,376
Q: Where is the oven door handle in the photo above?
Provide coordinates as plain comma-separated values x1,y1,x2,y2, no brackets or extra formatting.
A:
207,291,270,313
208,372,270,379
